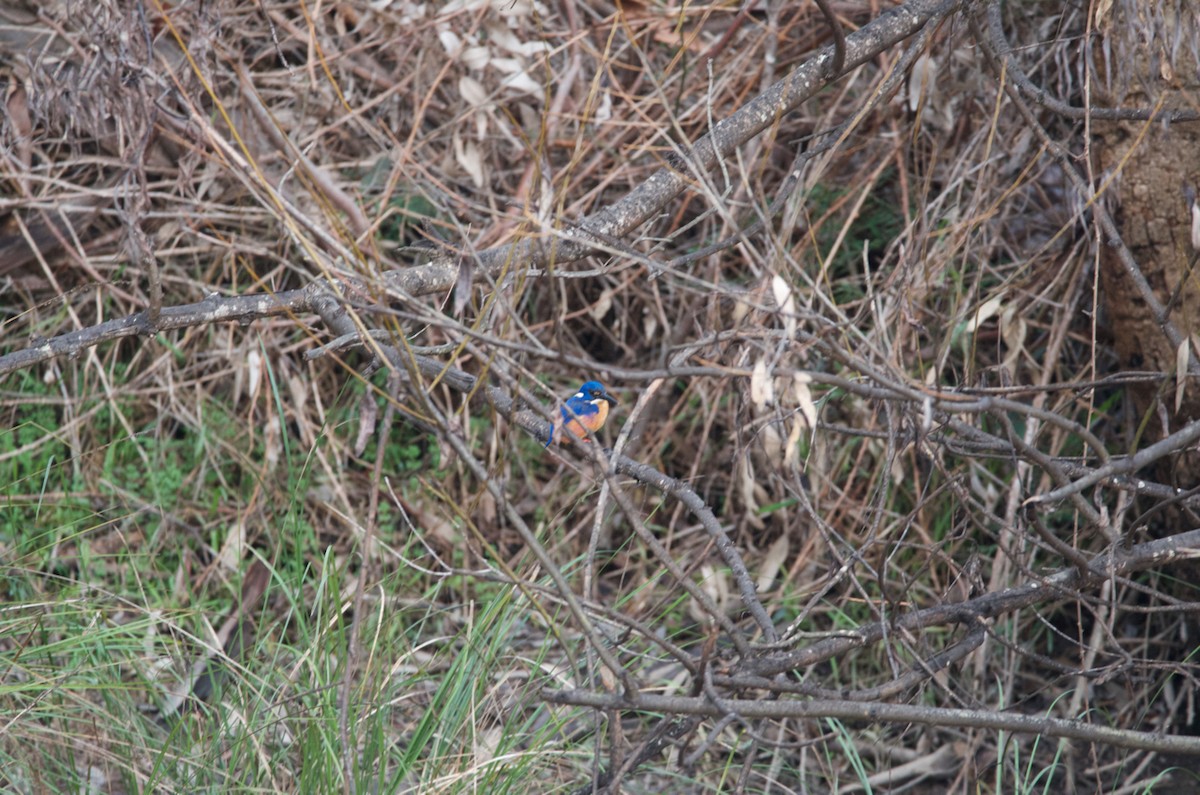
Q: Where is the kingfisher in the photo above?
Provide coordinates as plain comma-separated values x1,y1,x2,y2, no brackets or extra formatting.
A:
545,380,618,447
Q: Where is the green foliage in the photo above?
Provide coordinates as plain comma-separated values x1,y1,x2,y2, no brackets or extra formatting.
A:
806,177,906,305
364,163,443,246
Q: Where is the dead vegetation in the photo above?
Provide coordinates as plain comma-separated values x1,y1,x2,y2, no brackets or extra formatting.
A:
2,0,1200,792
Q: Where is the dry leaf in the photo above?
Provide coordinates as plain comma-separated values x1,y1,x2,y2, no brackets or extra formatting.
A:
1176,338,1190,413
643,309,658,341
453,256,473,316
287,370,308,419
438,29,462,55
772,274,797,337
1190,198,1200,251
264,415,282,470
1160,57,1174,83
246,348,262,404
215,520,247,573
354,387,378,457
1000,305,1027,373
784,417,805,467
760,422,784,463
757,534,790,593
792,373,817,428
731,296,750,326
458,75,488,108
890,448,906,486
462,46,490,70
739,458,765,530
475,727,502,765
489,56,524,74
594,88,613,123
909,54,937,112
502,69,542,96
965,293,1004,333
454,133,485,187
750,358,773,410
590,288,614,321
690,564,731,624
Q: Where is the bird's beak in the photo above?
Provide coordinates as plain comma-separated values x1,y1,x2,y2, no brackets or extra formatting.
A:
602,393,618,406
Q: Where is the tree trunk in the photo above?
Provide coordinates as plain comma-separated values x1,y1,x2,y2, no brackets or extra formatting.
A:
1095,1,1200,487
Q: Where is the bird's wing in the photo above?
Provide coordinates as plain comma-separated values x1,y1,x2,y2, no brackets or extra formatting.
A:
561,397,600,420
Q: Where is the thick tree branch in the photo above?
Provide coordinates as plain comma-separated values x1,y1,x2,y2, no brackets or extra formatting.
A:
0,0,964,379
543,688,1200,756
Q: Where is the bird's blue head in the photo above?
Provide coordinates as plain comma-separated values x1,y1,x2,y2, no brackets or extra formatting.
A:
577,381,617,404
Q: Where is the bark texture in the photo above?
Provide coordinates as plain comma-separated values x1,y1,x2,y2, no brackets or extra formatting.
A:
1096,2,1200,448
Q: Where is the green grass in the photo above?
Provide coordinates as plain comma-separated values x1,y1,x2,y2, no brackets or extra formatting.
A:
0,363,599,792
0,523,588,793
806,177,907,306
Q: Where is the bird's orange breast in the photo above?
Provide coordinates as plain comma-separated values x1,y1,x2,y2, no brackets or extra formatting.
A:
561,400,609,440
